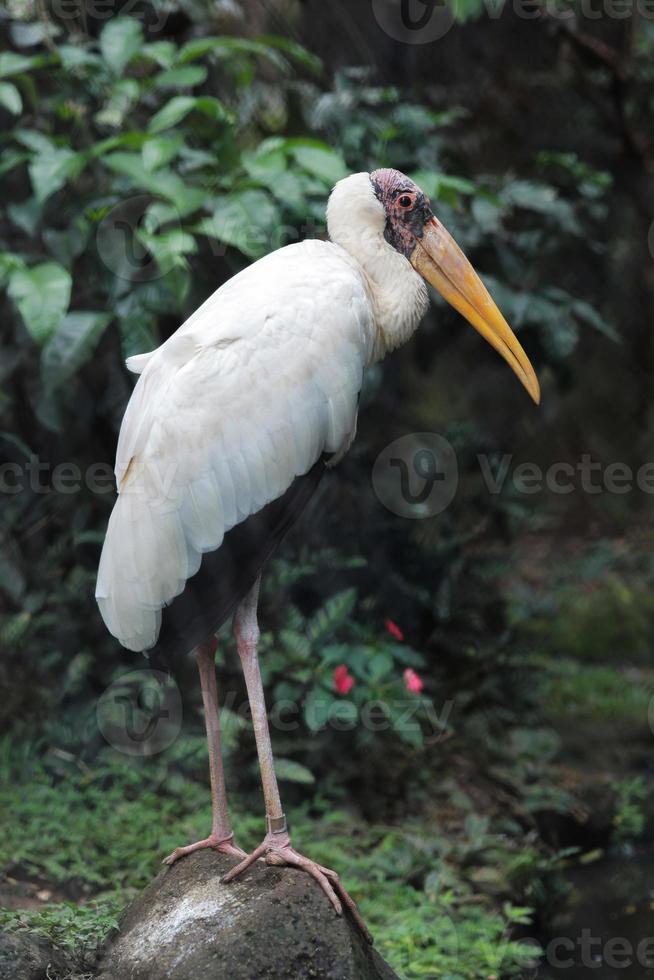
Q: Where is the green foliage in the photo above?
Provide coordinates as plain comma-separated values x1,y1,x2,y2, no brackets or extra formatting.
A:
257,575,435,757
612,777,648,846
0,752,546,979
0,16,339,411
537,657,653,725
0,900,121,956
0,6,648,976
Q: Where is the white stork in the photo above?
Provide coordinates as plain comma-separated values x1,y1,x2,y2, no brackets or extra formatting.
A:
96,168,539,938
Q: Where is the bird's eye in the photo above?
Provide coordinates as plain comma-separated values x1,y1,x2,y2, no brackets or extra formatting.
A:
398,194,413,208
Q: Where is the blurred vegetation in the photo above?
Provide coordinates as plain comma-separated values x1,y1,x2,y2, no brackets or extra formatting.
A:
1,1,654,978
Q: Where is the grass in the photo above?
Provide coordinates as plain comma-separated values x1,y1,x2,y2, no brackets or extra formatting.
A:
0,747,542,980
4,541,652,979
536,656,654,725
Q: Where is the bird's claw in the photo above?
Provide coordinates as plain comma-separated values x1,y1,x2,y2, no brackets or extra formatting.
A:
162,832,246,866
221,831,373,944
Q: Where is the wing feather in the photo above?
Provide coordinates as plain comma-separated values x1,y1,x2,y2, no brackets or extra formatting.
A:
96,241,373,651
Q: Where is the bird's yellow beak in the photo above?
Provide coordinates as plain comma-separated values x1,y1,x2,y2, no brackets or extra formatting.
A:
410,218,540,404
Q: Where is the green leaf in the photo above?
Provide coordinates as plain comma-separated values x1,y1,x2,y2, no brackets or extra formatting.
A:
274,758,315,785
242,144,287,181
264,171,307,214
539,310,579,360
99,17,143,75
0,252,26,289
118,309,158,362
0,149,30,177
411,170,477,205
368,651,394,683
8,198,42,237
142,135,183,172
0,52,44,78
94,78,140,129
194,190,280,259
385,701,424,748
11,20,59,48
13,129,54,154
0,82,22,115
292,145,348,184
303,687,337,733
176,36,288,72
256,35,322,74
147,95,195,133
502,180,559,214
451,0,488,20
141,41,177,69
28,148,85,204
57,45,103,72
8,262,72,345
43,220,90,267
104,154,205,217
308,589,357,644
103,151,152,185
41,311,112,389
193,96,231,122
152,66,207,89
136,229,197,270
148,95,231,133
176,37,228,63
571,298,620,343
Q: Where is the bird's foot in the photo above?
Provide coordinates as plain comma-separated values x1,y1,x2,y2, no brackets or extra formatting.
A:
221,819,372,944
162,831,246,866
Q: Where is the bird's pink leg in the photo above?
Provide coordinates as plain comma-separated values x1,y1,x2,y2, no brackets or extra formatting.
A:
163,639,245,865
222,577,372,943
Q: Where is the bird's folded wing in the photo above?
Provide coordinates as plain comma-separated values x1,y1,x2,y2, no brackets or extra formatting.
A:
96,244,373,652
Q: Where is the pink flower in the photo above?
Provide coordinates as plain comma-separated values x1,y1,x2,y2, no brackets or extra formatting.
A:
384,619,404,642
403,668,424,694
333,664,355,695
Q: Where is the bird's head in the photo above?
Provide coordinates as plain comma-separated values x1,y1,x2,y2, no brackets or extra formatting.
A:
327,168,540,404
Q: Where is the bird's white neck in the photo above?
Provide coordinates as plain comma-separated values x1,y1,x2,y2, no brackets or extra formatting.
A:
326,173,428,362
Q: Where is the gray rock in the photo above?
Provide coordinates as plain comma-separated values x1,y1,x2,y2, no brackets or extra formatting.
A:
97,850,399,980
0,929,67,980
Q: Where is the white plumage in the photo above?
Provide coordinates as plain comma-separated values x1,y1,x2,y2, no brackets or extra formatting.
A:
96,170,430,652
95,167,540,918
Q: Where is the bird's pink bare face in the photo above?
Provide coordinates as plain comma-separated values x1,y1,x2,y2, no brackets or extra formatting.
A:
370,167,540,404
370,168,434,259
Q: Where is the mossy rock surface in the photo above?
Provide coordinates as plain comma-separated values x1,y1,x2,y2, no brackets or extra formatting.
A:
0,929,67,980
97,850,398,980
